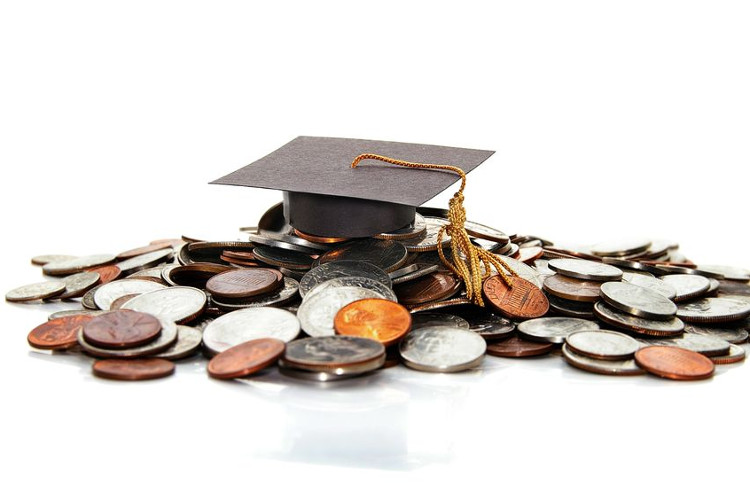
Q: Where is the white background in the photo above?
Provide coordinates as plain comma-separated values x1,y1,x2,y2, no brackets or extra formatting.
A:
1,1,749,499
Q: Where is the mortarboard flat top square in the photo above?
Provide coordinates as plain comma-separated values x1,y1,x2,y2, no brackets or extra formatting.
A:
211,136,495,238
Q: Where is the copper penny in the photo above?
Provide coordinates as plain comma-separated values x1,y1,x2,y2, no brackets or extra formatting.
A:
516,246,543,263
222,250,257,260
89,265,122,284
334,298,412,346
219,255,260,267
207,338,285,379
27,315,94,350
82,310,162,349
543,274,602,303
483,275,549,319
92,358,175,381
294,228,349,244
109,293,139,311
117,242,173,260
395,272,460,305
485,336,555,357
634,346,715,381
206,268,283,299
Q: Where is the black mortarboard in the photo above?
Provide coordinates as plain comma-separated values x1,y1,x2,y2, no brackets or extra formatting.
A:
210,136,495,238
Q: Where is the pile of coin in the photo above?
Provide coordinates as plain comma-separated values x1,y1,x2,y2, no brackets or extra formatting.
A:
7,202,750,383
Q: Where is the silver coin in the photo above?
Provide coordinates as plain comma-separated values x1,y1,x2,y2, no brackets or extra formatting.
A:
547,295,595,318
707,278,720,295
299,260,391,298
465,310,516,340
5,281,65,302
399,217,451,252
93,280,167,310
77,317,178,358
391,263,440,285
202,307,300,355
399,326,486,373
517,317,600,344
653,265,724,280
247,231,327,254
533,259,556,277
319,239,408,272
566,330,640,360
283,336,385,369
676,297,750,323
253,246,313,270
548,258,623,282
621,272,676,300
153,325,203,360
593,301,684,336
388,264,419,280
696,265,750,282
42,254,116,276
116,249,173,275
57,271,101,300
660,274,711,302
709,344,746,364
463,220,510,245
601,257,662,275
683,324,748,344
493,254,544,288
31,254,77,266
279,267,306,281
128,265,169,283
277,358,383,381
211,277,300,310
48,309,107,320
304,276,396,304
600,282,677,320
639,333,731,357
376,213,427,240
188,316,214,332
122,286,207,324
81,284,102,310
591,238,652,257
297,286,386,337
562,344,646,376
410,313,470,330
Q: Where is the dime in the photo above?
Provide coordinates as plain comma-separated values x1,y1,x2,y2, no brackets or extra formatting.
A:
517,317,599,344
93,280,166,310
463,310,516,340
399,326,486,373
375,213,428,241
117,242,174,260
634,346,714,381
562,344,646,376
92,358,175,381
547,295,595,318
206,268,283,299
252,246,313,270
696,265,750,282
486,336,555,358
283,336,386,371
31,254,76,266
88,265,122,284
710,344,746,365
211,277,299,310
318,239,408,272
27,315,94,350
116,249,173,275
334,298,412,346
683,324,748,344
153,325,203,360
599,282,678,320
57,271,100,300
82,310,162,349
6,281,65,302
395,272,460,305
299,260,392,298
565,330,640,360
492,255,544,288
593,301,684,336
399,217,451,253
304,276,397,303
591,238,652,257
640,333,731,357
621,272,677,300
121,286,207,324
410,313,470,330
297,286,386,337
391,263,440,285
543,274,602,303
676,297,750,324
483,276,549,320
548,259,623,282
202,307,300,355
42,254,116,276
463,220,510,245
77,317,178,358
660,274,711,302
207,338,285,379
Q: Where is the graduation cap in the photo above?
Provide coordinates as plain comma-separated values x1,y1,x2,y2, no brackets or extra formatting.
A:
211,136,495,238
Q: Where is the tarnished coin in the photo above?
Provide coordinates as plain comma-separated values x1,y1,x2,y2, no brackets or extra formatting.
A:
206,268,283,299
543,274,602,303
122,286,207,324
486,336,555,358
77,317,178,358
566,330,640,360
600,282,677,320
31,254,76,266
463,310,516,340
153,325,203,360
297,286,386,337
319,239,408,272
92,358,175,381
591,238,652,257
284,335,385,369
399,326,486,373
635,346,714,381
42,254,116,276
202,307,300,355
710,344,746,365
391,263,440,285
375,213,428,241
621,272,677,300
491,254,544,288
411,313,470,330
299,260,392,298
27,315,94,350
252,246,314,270
547,295,595,318
399,217,451,253
305,276,397,303
117,242,174,260
82,310,162,349
116,249,173,275
483,276,549,320
676,297,750,323
641,333,731,357
517,317,599,344
208,338,285,379
463,220,509,245
89,265,122,284
683,324,748,344
6,281,65,302
660,274,711,302
57,271,100,300
395,272,460,306
334,298,411,346
211,277,299,310
593,301,684,337
548,259,623,282
696,265,750,282
93,280,166,310
562,344,646,376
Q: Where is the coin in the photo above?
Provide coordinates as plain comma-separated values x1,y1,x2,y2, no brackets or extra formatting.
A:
406,297,473,313
599,282,678,320
543,274,602,303
660,274,711,302
304,276,397,304
42,254,116,276
92,358,175,381
211,277,300,310
399,217,451,253
683,324,748,344
93,280,167,310
48,309,107,320
27,315,94,350
283,336,385,370
547,295,595,318
676,297,750,323
640,333,731,357
562,344,646,376
31,254,77,266
252,246,313,270
709,344,746,365
208,338,285,379
486,336,555,358
297,286,386,337
463,220,509,245
593,301,684,336
247,232,327,254
375,213,428,241
601,257,662,275
492,255,544,288
516,246,543,264
77,316,177,358
634,346,714,381
57,271,101,300
410,313,470,330
82,310,162,349
299,260,392,298
277,359,380,381
387,264,419,280
399,326,486,373
653,264,724,280
463,310,516,340
117,242,174,260
318,239,408,272
334,298,412,346
591,238,652,257
483,276,549,319
565,330,640,360
395,272,460,306
110,294,139,311
89,265,122,284
6,281,65,302
517,317,599,344
202,307,300,355
121,286,207,324
548,259,623,282
293,228,350,244
696,265,750,282
206,268,283,299
153,325,203,360
116,249,173,275
621,272,677,300
391,263,440,285
166,263,231,288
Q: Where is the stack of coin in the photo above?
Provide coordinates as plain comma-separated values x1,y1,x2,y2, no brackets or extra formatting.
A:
543,258,624,318
279,336,386,381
